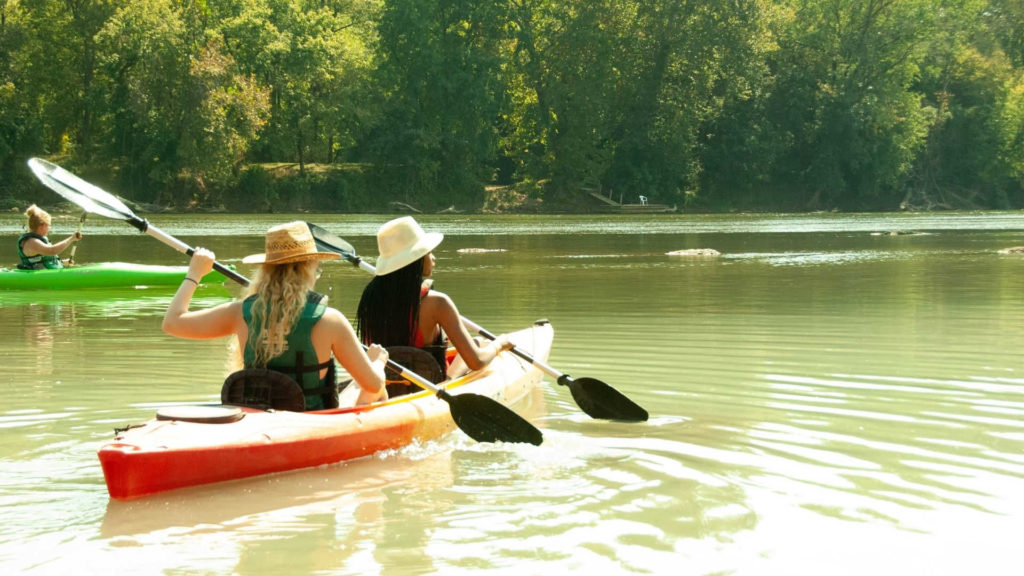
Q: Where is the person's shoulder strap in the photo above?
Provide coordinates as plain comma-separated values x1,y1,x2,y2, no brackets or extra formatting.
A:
305,291,327,319
241,294,258,321
17,232,45,249
420,279,435,299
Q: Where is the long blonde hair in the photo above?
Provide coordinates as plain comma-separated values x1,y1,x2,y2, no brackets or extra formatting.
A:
24,204,51,232
245,259,321,367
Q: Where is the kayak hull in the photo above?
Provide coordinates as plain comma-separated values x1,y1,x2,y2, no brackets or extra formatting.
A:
0,262,227,290
98,322,553,500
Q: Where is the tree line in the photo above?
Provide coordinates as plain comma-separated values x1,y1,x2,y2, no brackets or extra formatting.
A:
1,0,1023,213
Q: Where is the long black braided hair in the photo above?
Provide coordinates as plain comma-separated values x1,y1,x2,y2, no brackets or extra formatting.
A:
357,256,426,346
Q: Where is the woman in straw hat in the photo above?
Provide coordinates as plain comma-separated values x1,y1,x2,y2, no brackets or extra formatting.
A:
356,216,513,395
163,221,388,408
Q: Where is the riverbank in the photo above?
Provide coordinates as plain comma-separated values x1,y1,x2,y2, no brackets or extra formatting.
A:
4,169,673,216
6,160,1014,216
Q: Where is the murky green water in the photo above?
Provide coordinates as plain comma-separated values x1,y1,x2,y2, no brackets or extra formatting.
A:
1,212,1022,575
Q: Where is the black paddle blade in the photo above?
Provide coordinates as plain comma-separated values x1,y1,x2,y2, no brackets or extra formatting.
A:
306,222,356,258
564,376,649,422
442,392,543,445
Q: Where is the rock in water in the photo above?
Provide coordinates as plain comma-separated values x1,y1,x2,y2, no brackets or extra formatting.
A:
666,248,720,257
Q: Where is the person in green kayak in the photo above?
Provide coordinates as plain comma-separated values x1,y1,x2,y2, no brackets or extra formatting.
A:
17,204,82,269
162,221,389,408
356,216,514,397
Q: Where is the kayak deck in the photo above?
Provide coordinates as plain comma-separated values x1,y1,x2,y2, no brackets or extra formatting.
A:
98,322,553,500
0,262,228,290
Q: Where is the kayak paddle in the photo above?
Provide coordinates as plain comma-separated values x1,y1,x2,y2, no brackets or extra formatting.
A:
68,211,86,266
364,345,543,445
307,222,649,422
27,157,249,286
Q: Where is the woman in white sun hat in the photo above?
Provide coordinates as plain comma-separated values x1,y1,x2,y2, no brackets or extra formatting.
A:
163,221,389,408
356,216,513,396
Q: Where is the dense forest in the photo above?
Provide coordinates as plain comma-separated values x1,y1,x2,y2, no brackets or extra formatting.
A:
1,0,1023,213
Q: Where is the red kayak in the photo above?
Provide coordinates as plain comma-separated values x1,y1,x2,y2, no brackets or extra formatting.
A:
98,322,552,500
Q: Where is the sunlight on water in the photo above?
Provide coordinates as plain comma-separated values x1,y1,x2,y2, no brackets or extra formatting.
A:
728,250,914,266
4,210,1024,237
0,213,1022,575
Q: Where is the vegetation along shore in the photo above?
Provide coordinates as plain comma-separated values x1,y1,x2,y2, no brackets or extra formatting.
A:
2,1,1023,215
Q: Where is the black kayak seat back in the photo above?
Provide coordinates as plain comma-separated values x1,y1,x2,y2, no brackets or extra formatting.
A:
384,346,445,397
221,368,306,412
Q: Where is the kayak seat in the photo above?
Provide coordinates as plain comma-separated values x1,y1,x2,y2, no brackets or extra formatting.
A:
221,368,306,412
384,346,445,398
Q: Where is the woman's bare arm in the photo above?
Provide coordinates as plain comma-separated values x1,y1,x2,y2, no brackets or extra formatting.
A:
162,248,244,340
21,235,78,256
320,308,388,403
427,291,511,371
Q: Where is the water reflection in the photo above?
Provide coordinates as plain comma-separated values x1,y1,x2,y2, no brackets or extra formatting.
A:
0,285,231,312
97,440,470,575
2,217,1024,575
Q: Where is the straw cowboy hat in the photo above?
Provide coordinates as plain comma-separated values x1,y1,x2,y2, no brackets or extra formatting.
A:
373,216,443,276
242,221,341,265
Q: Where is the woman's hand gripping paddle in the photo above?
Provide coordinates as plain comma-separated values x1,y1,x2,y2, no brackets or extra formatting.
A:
27,158,248,286
307,222,648,422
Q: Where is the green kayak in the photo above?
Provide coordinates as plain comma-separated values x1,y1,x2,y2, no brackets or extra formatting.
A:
0,262,228,290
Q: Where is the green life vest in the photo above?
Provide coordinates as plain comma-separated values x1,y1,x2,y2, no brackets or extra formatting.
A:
17,233,63,270
242,291,338,410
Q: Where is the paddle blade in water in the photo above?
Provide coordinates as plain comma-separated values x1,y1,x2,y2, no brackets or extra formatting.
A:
445,393,543,445
567,377,649,422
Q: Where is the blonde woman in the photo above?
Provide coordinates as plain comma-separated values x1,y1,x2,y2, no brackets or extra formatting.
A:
162,221,388,408
18,204,82,269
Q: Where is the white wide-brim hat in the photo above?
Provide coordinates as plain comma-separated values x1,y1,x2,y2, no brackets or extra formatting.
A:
374,216,443,276
242,221,341,265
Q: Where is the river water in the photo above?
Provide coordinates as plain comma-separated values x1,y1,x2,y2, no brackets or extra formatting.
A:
1,211,1022,575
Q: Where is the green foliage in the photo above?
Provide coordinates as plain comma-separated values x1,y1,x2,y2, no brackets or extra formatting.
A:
229,163,375,212
911,44,1024,208
2,0,1023,212
0,0,30,177
179,39,271,190
363,0,507,209
985,0,1024,66
741,0,944,209
219,0,379,168
607,0,778,205
92,0,270,208
93,0,192,195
